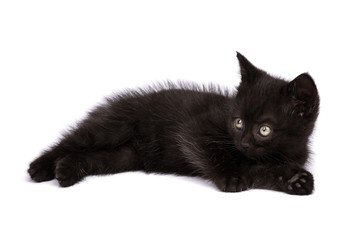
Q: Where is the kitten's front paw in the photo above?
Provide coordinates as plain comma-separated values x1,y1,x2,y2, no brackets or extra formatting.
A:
55,157,85,187
282,171,314,195
214,177,248,193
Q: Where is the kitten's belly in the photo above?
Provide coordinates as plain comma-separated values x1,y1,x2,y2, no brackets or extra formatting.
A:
143,156,201,176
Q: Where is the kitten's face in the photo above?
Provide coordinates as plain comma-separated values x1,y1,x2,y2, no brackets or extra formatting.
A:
231,81,297,159
230,53,319,162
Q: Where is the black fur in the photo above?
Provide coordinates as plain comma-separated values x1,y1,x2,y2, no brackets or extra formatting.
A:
28,52,319,195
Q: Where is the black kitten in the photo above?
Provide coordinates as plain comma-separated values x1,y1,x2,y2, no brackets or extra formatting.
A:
28,52,319,195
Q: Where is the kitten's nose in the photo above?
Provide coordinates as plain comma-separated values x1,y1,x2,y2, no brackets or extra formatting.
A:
240,141,250,150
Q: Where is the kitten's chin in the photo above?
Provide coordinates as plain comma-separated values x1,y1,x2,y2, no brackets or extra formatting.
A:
242,152,260,161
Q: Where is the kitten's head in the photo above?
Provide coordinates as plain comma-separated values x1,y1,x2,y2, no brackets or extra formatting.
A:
230,52,319,164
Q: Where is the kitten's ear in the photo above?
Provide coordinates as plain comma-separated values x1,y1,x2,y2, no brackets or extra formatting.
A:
236,52,263,84
286,73,319,116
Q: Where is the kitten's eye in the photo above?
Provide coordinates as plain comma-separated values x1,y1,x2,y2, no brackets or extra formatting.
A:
235,118,244,130
259,125,271,137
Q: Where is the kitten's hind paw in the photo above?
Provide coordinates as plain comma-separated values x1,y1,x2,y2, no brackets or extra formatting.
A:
28,156,55,182
55,156,86,187
284,171,314,195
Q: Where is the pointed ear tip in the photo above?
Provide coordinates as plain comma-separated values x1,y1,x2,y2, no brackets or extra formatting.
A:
292,72,318,95
297,72,315,82
302,72,312,77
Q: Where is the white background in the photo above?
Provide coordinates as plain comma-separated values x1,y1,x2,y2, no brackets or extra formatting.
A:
1,0,359,239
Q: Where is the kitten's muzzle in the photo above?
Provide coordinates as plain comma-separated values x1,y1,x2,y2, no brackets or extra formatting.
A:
240,140,250,150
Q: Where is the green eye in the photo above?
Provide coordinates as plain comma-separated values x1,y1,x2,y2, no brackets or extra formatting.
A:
259,125,271,137
235,118,244,130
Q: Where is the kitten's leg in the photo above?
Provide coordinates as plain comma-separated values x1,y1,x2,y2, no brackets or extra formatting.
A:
55,146,141,187
177,126,249,192
203,156,250,192
29,119,134,183
253,167,314,195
